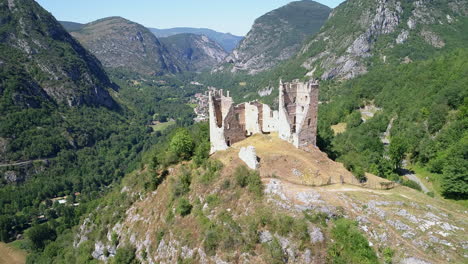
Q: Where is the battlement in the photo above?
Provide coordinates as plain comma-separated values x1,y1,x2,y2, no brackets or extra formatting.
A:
209,79,319,153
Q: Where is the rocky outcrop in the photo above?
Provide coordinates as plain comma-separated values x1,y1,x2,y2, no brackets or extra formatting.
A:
238,146,259,170
149,27,243,52
160,34,228,72
225,0,331,74
71,17,181,76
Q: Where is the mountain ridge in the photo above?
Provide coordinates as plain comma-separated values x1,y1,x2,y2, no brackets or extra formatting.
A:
70,16,182,76
149,27,243,52
223,0,331,74
160,33,228,72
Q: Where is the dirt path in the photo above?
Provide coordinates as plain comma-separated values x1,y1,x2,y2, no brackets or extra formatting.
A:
0,242,26,264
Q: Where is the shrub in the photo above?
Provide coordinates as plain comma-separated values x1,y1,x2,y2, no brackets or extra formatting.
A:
169,129,194,160
327,218,378,264
176,198,193,216
172,167,192,197
234,165,264,197
401,179,422,191
203,229,219,256
113,245,138,264
266,238,287,264
27,224,57,250
235,166,250,187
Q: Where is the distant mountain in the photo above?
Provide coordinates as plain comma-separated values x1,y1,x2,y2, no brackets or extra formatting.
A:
160,33,228,72
224,0,331,74
70,17,181,76
0,0,119,163
0,0,116,109
149,27,243,52
59,20,84,32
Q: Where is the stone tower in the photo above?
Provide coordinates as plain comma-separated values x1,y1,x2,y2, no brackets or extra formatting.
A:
278,79,319,150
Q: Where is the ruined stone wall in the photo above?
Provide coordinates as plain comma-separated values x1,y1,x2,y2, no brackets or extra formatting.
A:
209,90,232,153
278,79,319,149
209,79,318,153
224,104,247,147
261,104,279,133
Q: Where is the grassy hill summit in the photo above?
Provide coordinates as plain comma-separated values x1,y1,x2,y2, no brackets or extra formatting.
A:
223,0,331,74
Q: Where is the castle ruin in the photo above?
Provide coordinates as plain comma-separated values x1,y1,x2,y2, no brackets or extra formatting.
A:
209,79,319,154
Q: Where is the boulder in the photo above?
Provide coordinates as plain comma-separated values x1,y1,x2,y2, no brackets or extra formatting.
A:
238,146,259,170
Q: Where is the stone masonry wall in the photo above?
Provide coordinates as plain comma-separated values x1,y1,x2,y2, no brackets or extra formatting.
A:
209,79,319,153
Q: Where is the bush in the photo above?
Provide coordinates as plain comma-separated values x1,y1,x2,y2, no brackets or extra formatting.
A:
169,129,194,160
27,224,57,250
327,218,378,264
113,245,138,264
234,165,264,197
172,167,192,197
266,238,287,264
401,179,422,191
176,198,193,216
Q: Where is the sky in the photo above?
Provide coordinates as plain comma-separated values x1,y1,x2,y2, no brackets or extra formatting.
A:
36,0,345,36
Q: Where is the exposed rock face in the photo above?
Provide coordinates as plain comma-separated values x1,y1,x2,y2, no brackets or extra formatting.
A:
0,0,117,108
420,30,445,48
160,33,228,72
299,0,467,80
148,27,243,52
71,17,181,76
239,146,259,170
226,0,331,74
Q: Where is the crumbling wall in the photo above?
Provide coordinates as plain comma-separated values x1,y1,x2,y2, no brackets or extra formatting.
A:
261,104,278,133
278,79,319,149
209,90,232,153
245,102,261,136
209,79,318,153
224,104,247,147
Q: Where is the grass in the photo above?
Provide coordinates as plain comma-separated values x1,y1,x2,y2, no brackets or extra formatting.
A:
0,242,27,264
150,120,176,132
186,103,198,109
331,122,347,135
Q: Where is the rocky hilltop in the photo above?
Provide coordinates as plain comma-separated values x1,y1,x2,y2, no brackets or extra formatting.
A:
71,17,181,76
70,134,467,264
150,27,243,52
160,33,228,72
0,0,117,108
298,0,468,80
224,0,331,74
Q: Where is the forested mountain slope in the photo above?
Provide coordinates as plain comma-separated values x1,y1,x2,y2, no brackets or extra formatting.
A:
0,0,201,246
160,33,228,72
223,0,331,74
70,17,181,76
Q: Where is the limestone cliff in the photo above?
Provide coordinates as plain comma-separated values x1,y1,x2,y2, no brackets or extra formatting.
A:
160,33,228,72
298,0,468,80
